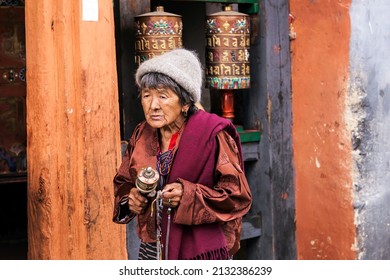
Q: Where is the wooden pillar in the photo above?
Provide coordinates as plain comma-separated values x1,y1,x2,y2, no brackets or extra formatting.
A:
25,0,126,259
242,0,296,259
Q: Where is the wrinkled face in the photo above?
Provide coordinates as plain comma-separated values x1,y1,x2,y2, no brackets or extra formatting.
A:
141,86,184,129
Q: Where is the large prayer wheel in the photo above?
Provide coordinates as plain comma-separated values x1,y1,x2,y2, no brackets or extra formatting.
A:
205,5,250,90
135,6,183,66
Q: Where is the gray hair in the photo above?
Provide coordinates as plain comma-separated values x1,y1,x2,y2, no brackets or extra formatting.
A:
135,49,202,103
139,72,198,116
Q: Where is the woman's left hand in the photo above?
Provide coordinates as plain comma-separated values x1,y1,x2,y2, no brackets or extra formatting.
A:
162,182,183,208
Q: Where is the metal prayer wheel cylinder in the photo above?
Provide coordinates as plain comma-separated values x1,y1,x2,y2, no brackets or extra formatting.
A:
205,5,250,90
136,167,159,196
135,6,183,66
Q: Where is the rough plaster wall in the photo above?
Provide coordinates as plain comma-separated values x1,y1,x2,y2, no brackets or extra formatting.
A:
291,0,355,259
348,0,390,259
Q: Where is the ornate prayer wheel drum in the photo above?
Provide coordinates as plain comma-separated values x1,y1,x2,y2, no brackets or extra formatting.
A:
205,5,250,90
135,6,183,66
136,167,159,196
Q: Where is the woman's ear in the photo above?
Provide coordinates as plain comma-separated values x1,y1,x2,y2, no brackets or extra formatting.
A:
182,103,190,114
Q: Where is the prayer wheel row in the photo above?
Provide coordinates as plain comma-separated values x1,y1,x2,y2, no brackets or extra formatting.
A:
134,5,250,90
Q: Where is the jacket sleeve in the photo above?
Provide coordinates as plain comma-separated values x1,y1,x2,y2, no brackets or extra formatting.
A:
174,130,252,225
112,125,142,224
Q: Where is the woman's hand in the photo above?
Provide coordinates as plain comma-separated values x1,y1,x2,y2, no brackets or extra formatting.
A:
128,188,148,214
162,182,183,208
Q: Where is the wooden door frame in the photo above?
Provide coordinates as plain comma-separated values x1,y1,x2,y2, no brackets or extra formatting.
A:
114,0,296,260
25,0,126,259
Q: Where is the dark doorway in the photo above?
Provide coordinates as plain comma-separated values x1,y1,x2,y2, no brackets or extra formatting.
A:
0,2,28,260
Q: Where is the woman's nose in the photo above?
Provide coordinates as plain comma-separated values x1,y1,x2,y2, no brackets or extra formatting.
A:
150,96,160,109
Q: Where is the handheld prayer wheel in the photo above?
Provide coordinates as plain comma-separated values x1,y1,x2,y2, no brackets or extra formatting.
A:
136,167,159,197
205,5,250,120
135,6,183,66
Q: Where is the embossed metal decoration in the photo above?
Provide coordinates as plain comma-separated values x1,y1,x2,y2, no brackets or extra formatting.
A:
136,167,159,197
0,0,24,6
135,6,182,66
205,5,250,90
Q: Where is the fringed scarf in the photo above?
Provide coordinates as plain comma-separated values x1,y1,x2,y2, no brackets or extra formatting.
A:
161,110,243,260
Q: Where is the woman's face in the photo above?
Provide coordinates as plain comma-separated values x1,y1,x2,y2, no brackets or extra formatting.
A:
141,86,184,129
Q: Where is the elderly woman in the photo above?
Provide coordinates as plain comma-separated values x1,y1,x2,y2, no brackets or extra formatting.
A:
113,49,252,260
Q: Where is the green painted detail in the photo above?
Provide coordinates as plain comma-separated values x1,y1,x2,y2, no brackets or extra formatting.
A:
161,0,259,14
236,125,261,143
164,0,257,3
240,3,258,14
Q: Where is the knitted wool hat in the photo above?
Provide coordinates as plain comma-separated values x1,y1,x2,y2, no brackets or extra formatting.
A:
135,48,203,103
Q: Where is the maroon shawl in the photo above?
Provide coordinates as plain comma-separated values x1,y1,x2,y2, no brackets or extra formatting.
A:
161,110,243,260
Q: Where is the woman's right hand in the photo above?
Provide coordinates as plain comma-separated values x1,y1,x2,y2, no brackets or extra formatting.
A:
128,188,148,214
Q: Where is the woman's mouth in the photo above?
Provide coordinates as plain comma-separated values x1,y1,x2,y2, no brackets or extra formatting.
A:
150,115,163,121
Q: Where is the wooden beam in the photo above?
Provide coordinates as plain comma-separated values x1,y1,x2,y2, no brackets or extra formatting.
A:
25,0,126,259
243,0,296,259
